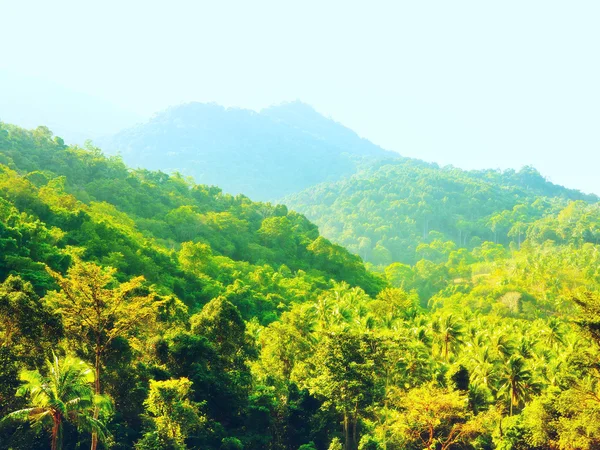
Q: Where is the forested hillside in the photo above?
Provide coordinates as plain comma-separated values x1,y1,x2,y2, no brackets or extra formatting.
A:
2,123,600,450
285,158,599,265
98,101,394,201
0,122,382,302
0,122,383,448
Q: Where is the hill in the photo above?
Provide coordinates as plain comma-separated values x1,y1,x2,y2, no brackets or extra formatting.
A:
284,157,599,265
97,101,395,201
0,121,383,313
3,122,600,449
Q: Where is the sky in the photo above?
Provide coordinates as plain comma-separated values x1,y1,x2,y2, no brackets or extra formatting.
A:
1,0,599,194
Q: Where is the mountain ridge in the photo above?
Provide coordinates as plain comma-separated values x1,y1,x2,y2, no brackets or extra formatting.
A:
97,101,397,201
284,157,599,265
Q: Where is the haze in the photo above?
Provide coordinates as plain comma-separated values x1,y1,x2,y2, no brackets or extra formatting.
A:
1,0,598,194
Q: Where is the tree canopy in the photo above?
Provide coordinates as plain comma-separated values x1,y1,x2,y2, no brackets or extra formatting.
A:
1,121,600,449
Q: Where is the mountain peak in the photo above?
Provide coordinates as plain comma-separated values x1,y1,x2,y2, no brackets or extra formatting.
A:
262,100,333,128
98,101,396,201
158,102,227,120
262,100,319,116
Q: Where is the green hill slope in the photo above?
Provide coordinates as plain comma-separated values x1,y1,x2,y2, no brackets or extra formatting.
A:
3,122,600,450
0,122,384,314
284,158,598,265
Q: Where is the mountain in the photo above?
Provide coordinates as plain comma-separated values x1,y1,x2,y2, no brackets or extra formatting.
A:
0,121,384,307
284,157,599,265
97,101,396,201
3,121,600,449
0,70,142,144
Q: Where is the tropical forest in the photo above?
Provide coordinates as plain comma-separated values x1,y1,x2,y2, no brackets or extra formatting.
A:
1,112,600,450
2,2,600,449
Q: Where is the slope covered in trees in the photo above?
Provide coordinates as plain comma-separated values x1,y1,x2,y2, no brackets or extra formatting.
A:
285,158,598,266
97,101,395,201
2,122,600,450
0,121,383,304
0,122,386,448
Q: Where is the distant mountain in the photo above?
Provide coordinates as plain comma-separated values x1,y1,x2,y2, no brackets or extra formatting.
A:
0,70,142,144
98,101,397,201
284,158,599,265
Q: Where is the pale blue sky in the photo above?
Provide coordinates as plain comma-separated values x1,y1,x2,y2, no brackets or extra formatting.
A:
1,0,599,194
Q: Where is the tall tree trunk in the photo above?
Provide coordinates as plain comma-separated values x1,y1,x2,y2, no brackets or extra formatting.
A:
510,385,515,416
352,401,359,449
344,412,350,450
91,347,101,450
51,414,60,450
444,336,449,360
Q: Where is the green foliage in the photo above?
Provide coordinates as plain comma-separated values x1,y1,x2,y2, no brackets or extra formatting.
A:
297,444,316,450
286,159,597,266
190,297,249,365
0,120,383,315
136,378,203,449
0,275,61,358
573,291,600,346
327,437,343,450
220,437,244,450
357,435,381,450
2,353,111,450
2,121,600,450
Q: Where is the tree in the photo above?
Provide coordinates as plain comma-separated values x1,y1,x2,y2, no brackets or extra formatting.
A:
135,378,203,450
2,353,111,450
379,385,497,450
189,297,253,427
357,435,382,450
0,274,61,353
45,258,157,450
307,331,384,450
328,437,343,450
258,216,296,258
178,241,216,278
221,437,244,450
573,291,600,346
190,296,249,368
499,355,539,416
432,314,464,361
255,311,315,382
384,263,414,289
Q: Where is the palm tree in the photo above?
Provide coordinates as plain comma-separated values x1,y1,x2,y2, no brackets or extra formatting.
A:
499,355,539,416
313,294,332,330
540,318,565,350
2,353,111,450
353,314,376,332
490,330,515,360
432,314,464,360
470,347,499,391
